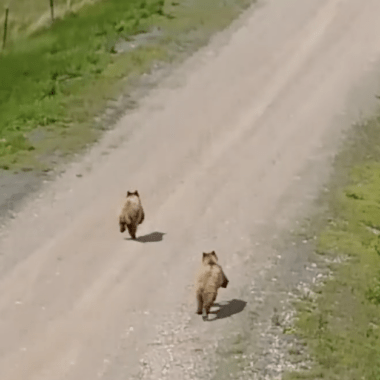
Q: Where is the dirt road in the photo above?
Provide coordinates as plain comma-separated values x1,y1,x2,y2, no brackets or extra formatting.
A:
1,0,380,378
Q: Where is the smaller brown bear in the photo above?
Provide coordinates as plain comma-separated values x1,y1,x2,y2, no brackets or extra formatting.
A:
195,251,229,320
119,190,145,239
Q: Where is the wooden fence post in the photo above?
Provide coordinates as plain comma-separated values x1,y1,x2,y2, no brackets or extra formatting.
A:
49,0,54,22
2,6,9,50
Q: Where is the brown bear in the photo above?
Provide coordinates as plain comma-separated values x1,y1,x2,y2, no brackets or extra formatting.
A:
119,190,145,239
195,251,229,320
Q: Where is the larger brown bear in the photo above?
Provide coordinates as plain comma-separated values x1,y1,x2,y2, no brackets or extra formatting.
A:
195,251,229,320
119,190,145,239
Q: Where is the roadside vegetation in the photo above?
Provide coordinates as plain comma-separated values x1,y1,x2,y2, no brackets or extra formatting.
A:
285,113,380,379
0,0,98,38
0,0,254,171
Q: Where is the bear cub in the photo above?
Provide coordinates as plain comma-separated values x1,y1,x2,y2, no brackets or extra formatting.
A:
195,250,229,320
119,190,145,239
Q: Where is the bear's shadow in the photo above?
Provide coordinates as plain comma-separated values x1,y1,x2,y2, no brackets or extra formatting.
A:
207,299,247,321
125,231,166,243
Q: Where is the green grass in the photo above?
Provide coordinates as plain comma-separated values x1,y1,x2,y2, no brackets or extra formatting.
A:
0,0,167,170
0,0,97,39
285,114,380,380
0,0,253,171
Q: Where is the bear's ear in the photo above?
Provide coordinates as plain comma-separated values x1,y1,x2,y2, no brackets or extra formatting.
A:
134,190,139,196
211,251,218,260
202,252,207,258
127,191,132,196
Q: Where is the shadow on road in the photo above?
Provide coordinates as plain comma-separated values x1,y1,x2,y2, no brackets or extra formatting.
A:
209,299,247,321
125,231,166,243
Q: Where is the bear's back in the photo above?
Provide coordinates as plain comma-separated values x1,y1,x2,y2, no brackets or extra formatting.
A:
121,195,141,220
197,263,223,290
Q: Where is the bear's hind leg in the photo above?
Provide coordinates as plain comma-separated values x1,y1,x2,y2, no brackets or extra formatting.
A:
119,222,126,233
196,291,203,315
203,292,217,320
139,209,145,225
127,224,137,239
119,215,127,233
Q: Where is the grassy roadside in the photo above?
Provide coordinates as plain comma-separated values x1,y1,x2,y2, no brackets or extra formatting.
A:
0,0,254,172
0,0,99,39
284,114,380,379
